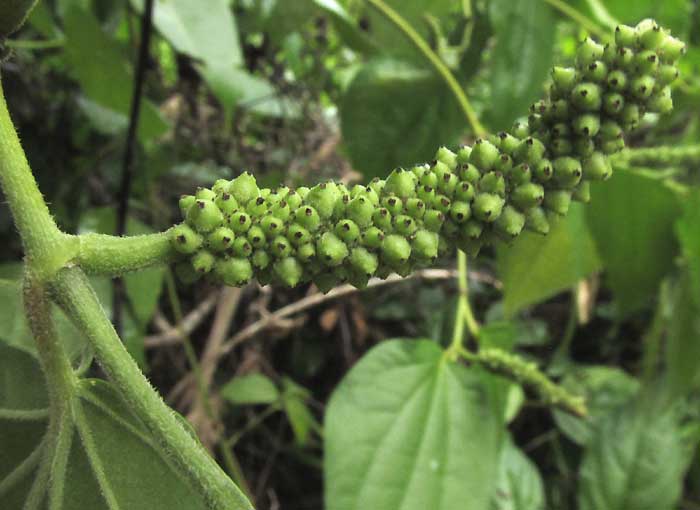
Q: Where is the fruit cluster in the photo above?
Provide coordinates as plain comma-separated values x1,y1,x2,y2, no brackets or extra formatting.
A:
169,20,684,291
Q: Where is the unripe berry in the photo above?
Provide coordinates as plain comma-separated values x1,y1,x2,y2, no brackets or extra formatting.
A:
478,172,506,196
179,195,196,218
423,210,445,232
551,66,578,95
252,249,271,269
582,152,612,180
246,225,266,248
497,132,521,154
215,193,239,215
405,198,426,219
473,193,505,222
636,19,664,50
394,215,418,235
274,257,304,287
229,211,252,234
470,139,500,170
635,50,659,74
512,183,544,210
382,196,403,216
187,200,224,233
606,70,628,92
297,243,316,262
385,168,417,199
657,64,680,86
195,187,217,201
457,163,481,183
576,37,605,67
335,219,361,242
456,145,472,165
571,83,601,111
525,207,550,235
660,35,686,63
615,25,636,47
553,157,583,188
346,196,375,227
246,196,268,216
270,236,292,258
317,232,349,266
433,194,452,213
307,182,340,219
572,181,591,203
630,75,655,99
286,190,303,209
232,237,253,257
449,201,471,223
349,247,379,277
583,61,608,83
437,171,459,196
533,159,553,182
543,190,572,216
192,250,215,274
454,181,476,202
412,230,439,259
603,93,625,115
216,257,253,286
294,206,321,232
271,200,291,221
170,224,203,254
572,114,600,137
381,234,411,266
435,146,458,170
208,227,235,252
514,137,546,165
229,172,259,205
361,227,385,248
495,205,525,238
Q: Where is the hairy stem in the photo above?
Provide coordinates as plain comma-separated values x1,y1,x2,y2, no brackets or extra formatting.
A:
0,75,74,278
76,231,174,276
459,346,587,417
366,0,486,136
611,144,700,168
48,266,252,510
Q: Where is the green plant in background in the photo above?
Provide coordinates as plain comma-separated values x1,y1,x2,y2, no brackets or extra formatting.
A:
1,1,699,510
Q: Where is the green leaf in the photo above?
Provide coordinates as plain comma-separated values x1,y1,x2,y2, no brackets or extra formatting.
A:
63,4,169,142
586,169,682,315
497,204,601,317
487,0,555,130
324,339,503,510
553,365,639,445
491,435,545,510
340,58,464,179
0,344,211,509
665,276,700,399
221,373,280,406
281,377,319,447
676,189,700,307
132,0,242,68
577,398,686,510
361,0,459,62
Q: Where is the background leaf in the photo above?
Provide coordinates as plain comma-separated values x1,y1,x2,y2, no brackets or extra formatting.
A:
487,0,555,130
497,204,601,317
324,339,503,510
585,169,682,315
340,58,464,179
577,398,686,510
491,435,545,510
221,373,280,406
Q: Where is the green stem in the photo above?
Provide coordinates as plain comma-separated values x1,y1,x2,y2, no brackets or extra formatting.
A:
610,144,700,168
366,0,486,137
0,75,74,278
49,267,252,510
76,231,174,276
459,346,587,417
5,38,65,50
543,0,608,40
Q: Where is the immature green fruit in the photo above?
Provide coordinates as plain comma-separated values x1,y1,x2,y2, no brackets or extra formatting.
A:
179,195,196,217
473,193,505,222
187,200,224,233
274,257,304,287
170,224,202,255
192,250,216,274
169,23,683,291
317,232,348,266
208,227,235,252
349,247,379,277
381,235,411,266
229,172,259,205
615,24,637,47
525,207,550,235
495,205,525,238
216,258,253,286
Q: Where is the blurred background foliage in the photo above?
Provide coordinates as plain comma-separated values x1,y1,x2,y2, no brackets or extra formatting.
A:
1,0,700,509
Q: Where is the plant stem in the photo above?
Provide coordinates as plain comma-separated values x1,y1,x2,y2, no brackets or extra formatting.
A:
0,75,74,279
458,346,587,417
49,267,253,510
365,0,486,137
610,144,700,168
76,231,174,275
5,38,65,50
449,251,480,352
542,0,608,40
